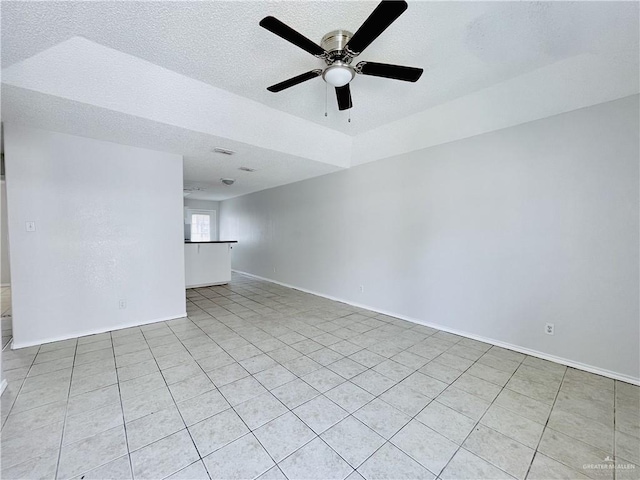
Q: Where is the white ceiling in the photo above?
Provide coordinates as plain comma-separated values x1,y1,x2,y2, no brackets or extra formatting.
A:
1,1,638,200
1,85,342,201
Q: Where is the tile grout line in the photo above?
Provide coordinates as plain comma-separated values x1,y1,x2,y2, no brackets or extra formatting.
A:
187,291,328,480
185,292,347,478
350,342,517,478
137,320,202,479
0,341,40,430
12,286,384,474
306,340,556,478
522,366,569,480
204,306,568,480
53,339,79,480
423,352,522,480
265,339,481,478
187,292,303,479
169,305,273,474
444,350,556,479
143,294,308,478
111,329,136,480
185,283,565,479
185,294,298,478
2,274,632,480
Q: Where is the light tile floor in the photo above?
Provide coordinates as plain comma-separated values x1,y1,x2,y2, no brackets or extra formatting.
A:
1,273,638,480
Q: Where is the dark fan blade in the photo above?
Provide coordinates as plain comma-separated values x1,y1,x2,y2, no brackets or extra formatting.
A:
335,84,352,111
356,61,423,82
345,0,408,55
267,70,322,93
260,16,326,57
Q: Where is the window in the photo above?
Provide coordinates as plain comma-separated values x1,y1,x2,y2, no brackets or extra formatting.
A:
189,210,216,241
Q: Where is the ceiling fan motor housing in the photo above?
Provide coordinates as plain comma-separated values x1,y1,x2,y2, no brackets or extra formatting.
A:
321,30,354,64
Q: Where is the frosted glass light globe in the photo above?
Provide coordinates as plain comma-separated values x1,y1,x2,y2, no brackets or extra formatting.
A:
323,65,355,87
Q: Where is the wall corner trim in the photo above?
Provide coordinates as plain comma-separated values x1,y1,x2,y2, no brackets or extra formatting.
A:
233,270,640,386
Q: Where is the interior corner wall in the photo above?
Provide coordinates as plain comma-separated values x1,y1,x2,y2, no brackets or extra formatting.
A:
0,180,9,392
220,95,640,382
4,125,186,348
1,180,11,285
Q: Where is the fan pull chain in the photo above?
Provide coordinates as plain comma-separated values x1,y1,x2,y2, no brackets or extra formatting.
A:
324,83,328,117
348,109,351,123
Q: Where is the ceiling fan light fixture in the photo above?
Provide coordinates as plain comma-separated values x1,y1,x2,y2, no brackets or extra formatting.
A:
261,0,421,111
322,64,355,87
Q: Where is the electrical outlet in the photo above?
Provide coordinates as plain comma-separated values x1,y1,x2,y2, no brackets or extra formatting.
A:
273,267,276,273
545,323,554,335
359,285,364,293
119,300,127,309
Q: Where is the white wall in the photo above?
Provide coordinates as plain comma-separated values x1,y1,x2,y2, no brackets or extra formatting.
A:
1,180,10,285
4,126,186,348
220,95,640,382
1,180,9,392
184,198,220,241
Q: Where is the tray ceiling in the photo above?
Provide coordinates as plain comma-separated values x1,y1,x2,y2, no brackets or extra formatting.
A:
2,1,637,199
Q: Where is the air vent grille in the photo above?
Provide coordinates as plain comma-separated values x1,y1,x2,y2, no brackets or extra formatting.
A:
213,147,235,156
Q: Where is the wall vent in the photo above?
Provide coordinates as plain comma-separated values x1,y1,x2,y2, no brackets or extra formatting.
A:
212,147,235,156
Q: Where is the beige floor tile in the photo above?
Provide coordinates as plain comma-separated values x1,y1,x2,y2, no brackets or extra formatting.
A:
254,411,316,462
357,442,435,480
436,386,491,421
480,404,544,448
415,400,477,445
235,391,288,430
391,419,458,476
354,398,411,439
463,425,535,480
188,408,249,457
125,405,185,451
547,407,613,453
130,429,199,480
1,274,627,480
293,395,348,434
202,433,274,480
322,417,385,468
58,425,128,479
279,437,353,480
441,448,515,480
537,428,612,480
527,452,590,479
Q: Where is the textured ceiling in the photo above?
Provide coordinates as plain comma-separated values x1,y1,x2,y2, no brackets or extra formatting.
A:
1,85,342,201
2,1,637,135
1,1,638,199
1,36,353,168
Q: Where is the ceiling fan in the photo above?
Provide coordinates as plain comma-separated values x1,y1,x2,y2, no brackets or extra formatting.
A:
259,0,423,111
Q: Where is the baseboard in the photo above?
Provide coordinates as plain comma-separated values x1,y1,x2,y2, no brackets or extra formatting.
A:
187,281,229,288
11,312,188,350
0,379,7,396
234,269,640,386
